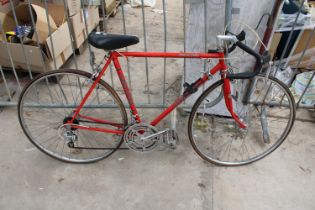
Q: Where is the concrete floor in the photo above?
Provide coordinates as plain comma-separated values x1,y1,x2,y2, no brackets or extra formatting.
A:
1,1,315,210
0,107,315,210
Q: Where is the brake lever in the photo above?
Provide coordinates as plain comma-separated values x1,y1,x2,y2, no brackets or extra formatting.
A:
236,31,246,42
226,30,246,42
225,30,246,53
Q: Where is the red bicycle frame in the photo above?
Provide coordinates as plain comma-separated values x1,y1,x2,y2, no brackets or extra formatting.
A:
69,51,246,134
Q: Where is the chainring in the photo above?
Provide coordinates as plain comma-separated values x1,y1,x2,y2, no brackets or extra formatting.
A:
123,123,161,152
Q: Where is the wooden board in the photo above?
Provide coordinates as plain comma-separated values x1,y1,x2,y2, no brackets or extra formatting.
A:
289,29,315,69
269,32,282,59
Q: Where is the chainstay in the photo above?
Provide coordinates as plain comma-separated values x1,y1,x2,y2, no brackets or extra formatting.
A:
70,145,129,150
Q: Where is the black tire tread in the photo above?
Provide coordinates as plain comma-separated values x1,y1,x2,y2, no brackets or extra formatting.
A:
17,69,128,163
188,74,296,166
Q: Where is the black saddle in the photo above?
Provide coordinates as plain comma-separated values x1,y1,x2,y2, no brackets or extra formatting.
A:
88,32,139,50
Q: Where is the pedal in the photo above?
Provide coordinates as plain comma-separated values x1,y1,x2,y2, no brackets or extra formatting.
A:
163,130,179,149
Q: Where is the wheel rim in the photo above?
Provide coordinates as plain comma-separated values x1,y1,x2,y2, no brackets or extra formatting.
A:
19,71,127,163
189,75,295,166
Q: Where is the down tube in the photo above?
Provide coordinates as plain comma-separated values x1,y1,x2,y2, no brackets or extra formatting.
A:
150,95,187,126
150,62,223,126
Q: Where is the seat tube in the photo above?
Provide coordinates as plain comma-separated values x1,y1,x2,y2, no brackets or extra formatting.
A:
112,56,141,123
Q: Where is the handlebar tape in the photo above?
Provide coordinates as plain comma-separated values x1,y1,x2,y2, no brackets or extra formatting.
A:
227,41,264,79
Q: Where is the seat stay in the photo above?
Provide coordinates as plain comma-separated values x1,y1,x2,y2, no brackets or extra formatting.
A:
69,55,113,124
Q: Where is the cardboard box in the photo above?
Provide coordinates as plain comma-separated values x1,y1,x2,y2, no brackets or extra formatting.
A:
85,5,99,31
2,4,58,43
0,0,19,14
0,41,72,71
104,0,115,14
0,3,72,72
50,0,81,16
82,0,101,5
69,6,99,49
82,0,115,14
28,0,81,16
69,10,86,48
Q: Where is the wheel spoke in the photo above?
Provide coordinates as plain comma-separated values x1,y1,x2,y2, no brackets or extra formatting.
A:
18,70,127,163
189,75,295,166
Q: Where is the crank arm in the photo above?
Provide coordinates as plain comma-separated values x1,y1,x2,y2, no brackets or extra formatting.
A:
140,129,170,141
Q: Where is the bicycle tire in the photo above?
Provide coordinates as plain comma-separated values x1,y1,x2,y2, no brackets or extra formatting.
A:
188,74,296,166
18,69,128,163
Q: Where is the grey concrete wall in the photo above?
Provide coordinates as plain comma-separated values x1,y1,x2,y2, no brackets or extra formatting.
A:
185,0,274,104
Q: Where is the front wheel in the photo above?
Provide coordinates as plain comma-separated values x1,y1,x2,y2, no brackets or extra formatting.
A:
18,69,128,163
188,74,296,166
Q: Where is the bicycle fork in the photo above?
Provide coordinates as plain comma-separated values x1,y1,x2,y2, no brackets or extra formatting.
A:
223,78,247,129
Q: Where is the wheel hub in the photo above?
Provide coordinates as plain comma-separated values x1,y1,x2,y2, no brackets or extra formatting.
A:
63,116,79,129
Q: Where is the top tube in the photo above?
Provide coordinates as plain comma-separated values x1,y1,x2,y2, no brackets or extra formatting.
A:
113,51,225,59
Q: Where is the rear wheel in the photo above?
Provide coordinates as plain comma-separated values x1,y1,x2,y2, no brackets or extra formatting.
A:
18,69,128,163
188,74,296,166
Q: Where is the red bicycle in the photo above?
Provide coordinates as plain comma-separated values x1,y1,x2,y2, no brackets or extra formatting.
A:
18,31,296,166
